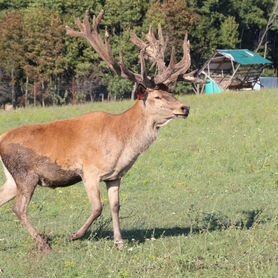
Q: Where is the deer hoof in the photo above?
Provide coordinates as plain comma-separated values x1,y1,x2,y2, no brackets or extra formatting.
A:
38,241,51,255
69,232,82,241
114,240,125,251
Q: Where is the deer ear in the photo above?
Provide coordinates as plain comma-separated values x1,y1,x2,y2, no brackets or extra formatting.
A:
136,83,148,100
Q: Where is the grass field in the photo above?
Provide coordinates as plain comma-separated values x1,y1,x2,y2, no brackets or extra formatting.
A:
0,90,278,278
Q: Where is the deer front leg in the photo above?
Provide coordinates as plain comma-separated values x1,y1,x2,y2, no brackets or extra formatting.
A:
70,174,102,241
106,179,123,250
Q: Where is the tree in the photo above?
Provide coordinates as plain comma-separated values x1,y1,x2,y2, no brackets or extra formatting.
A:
0,70,11,107
187,0,229,66
0,11,24,108
162,0,198,51
64,27,108,103
0,0,277,105
230,0,273,49
187,0,274,66
23,7,65,106
104,0,149,31
144,0,167,28
256,0,278,54
0,0,31,10
107,76,133,100
219,16,239,49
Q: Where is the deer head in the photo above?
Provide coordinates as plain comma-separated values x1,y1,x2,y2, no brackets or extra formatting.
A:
66,10,191,127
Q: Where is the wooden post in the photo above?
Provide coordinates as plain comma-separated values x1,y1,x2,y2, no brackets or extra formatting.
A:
223,64,241,90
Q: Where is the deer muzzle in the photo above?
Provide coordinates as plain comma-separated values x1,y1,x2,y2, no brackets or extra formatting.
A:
174,105,190,118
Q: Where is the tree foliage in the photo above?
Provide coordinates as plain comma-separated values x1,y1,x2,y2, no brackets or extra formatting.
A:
0,0,276,107
0,10,24,107
220,16,239,49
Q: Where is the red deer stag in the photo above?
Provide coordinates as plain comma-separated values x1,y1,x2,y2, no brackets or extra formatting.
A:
0,10,191,253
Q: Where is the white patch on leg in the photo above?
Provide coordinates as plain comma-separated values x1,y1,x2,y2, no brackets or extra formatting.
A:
0,159,17,206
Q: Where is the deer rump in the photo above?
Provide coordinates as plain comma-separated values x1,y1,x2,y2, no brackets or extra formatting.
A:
0,122,82,188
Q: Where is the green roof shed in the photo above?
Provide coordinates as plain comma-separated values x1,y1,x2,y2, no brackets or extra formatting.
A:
197,49,272,94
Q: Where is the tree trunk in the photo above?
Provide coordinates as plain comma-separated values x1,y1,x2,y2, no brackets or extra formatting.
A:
41,81,45,107
34,83,37,106
89,91,94,102
25,76,29,107
263,41,268,58
55,77,59,104
255,1,278,52
11,68,16,109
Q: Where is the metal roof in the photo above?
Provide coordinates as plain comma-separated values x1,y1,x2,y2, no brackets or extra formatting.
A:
217,49,272,65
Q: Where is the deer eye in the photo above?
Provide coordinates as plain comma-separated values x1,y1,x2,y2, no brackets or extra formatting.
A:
154,96,161,100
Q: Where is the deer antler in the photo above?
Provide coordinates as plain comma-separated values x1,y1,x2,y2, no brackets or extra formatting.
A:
66,10,155,88
131,25,192,86
66,10,192,88
131,25,168,74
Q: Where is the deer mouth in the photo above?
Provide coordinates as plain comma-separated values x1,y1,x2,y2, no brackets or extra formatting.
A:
174,113,189,119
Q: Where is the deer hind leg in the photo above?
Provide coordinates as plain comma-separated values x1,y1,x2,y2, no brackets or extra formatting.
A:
13,173,51,253
0,163,17,207
70,173,102,241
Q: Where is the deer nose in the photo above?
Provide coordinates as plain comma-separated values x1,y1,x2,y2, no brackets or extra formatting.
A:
181,105,190,116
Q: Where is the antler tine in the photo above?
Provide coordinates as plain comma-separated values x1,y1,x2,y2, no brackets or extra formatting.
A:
145,25,157,46
119,51,138,82
119,49,154,87
65,19,84,38
139,48,154,87
65,11,92,38
75,18,85,34
157,33,192,86
157,24,168,57
181,69,204,83
168,46,177,71
92,9,104,32
175,33,190,69
130,32,147,51
154,46,176,84
157,25,164,45
83,12,91,35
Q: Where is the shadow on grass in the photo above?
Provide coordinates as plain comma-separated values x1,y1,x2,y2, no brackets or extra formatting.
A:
73,208,268,244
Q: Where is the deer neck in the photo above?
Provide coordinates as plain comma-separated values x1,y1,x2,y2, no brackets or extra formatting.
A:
121,100,158,154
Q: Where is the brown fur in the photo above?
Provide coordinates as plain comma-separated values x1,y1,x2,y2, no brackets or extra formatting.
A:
0,88,189,252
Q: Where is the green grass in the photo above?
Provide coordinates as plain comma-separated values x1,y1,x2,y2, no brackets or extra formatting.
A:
0,90,278,277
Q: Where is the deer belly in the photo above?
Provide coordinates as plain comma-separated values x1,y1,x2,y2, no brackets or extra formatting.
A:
35,156,82,188
0,143,82,188
38,174,81,188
